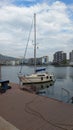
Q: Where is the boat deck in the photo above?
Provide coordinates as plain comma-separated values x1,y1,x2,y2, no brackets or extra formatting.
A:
0,83,73,130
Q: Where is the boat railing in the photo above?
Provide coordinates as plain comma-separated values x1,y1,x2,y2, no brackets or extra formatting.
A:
61,88,70,102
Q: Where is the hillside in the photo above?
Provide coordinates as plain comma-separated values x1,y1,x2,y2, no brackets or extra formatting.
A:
0,54,18,61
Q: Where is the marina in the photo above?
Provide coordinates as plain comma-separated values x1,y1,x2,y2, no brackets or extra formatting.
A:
0,65,73,103
0,65,73,130
0,0,73,130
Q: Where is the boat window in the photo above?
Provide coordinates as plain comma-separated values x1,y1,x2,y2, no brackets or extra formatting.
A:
50,76,52,79
46,76,48,79
41,77,43,80
37,75,45,76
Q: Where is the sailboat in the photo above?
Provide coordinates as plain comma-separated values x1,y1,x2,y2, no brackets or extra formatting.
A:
18,13,55,85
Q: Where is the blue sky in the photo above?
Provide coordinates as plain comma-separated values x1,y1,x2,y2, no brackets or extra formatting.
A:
12,0,73,6
0,0,73,60
60,0,73,4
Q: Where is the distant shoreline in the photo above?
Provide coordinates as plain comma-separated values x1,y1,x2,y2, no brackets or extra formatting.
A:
0,64,73,67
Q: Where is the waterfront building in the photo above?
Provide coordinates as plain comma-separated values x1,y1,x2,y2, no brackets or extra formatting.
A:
42,56,49,64
53,51,67,64
69,50,73,66
69,50,73,62
25,56,49,65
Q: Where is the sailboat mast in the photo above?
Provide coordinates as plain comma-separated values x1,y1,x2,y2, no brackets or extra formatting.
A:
34,13,36,73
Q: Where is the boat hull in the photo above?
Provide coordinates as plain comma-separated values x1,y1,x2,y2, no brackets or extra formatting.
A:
18,73,55,85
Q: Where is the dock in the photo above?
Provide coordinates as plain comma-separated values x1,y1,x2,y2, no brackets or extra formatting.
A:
0,83,73,130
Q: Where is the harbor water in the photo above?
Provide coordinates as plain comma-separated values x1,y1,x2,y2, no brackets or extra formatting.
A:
1,65,73,103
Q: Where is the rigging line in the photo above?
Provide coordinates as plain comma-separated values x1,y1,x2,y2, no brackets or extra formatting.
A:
19,17,33,73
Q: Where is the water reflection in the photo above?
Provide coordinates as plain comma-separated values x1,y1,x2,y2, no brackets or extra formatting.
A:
55,68,67,80
26,80,73,103
33,81,55,94
24,81,55,95
69,67,73,81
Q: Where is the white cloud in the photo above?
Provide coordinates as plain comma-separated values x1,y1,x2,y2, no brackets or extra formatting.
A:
0,0,12,6
0,1,73,60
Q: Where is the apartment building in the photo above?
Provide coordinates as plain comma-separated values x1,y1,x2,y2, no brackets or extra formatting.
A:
69,50,73,62
53,51,67,64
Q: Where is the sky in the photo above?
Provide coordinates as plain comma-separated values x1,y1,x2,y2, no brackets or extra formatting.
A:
0,0,73,61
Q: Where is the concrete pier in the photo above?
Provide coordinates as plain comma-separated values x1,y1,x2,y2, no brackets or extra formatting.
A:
0,116,20,130
0,83,73,130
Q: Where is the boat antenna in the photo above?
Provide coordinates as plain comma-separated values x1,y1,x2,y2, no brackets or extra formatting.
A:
19,17,33,73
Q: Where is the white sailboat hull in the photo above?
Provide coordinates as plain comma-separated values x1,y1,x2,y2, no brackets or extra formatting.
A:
18,73,55,85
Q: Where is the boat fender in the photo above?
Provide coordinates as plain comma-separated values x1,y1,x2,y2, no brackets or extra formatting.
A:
41,77,43,80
